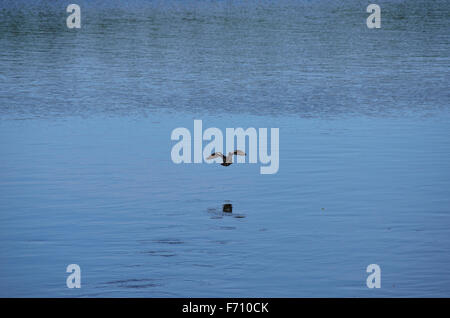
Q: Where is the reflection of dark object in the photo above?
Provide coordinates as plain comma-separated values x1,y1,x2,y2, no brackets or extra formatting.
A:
207,151,246,166
223,204,233,213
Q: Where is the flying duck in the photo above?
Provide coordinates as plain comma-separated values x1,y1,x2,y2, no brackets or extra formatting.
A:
207,150,246,166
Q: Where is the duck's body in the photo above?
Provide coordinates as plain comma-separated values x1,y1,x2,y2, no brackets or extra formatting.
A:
207,150,246,166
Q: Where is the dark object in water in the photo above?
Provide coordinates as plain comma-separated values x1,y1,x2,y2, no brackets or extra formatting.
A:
207,150,246,166
223,204,233,213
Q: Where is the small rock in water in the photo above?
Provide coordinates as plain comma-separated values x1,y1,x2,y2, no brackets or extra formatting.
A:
223,204,232,213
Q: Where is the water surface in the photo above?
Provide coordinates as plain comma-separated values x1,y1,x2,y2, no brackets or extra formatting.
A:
0,0,449,297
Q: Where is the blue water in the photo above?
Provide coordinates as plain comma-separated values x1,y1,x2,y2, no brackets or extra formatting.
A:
0,0,449,297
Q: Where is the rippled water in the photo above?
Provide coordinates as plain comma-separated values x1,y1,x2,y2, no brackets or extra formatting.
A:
0,0,449,297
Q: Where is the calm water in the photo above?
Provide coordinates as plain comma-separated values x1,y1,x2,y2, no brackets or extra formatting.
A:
0,0,449,297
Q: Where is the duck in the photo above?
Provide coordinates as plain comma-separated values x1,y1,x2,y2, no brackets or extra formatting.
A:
207,150,246,166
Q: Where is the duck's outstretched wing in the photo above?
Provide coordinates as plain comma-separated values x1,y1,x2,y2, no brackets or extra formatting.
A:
232,150,246,156
207,152,226,162
226,150,247,163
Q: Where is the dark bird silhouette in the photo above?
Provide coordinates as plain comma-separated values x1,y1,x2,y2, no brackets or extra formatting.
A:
207,150,246,166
